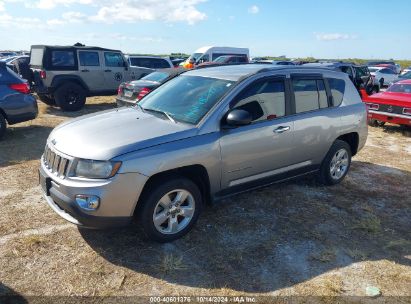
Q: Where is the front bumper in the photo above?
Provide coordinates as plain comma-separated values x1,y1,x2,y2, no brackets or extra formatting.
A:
39,158,148,229
368,110,411,126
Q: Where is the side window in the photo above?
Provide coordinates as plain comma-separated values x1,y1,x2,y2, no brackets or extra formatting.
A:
233,79,286,123
340,66,354,78
104,52,125,67
292,79,329,113
153,59,171,69
327,78,345,107
79,51,100,66
51,50,75,67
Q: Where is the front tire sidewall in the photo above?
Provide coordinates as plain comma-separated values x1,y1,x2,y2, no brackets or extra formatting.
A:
319,140,352,186
54,83,86,111
138,178,202,242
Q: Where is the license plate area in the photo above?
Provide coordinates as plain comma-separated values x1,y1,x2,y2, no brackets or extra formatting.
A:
124,90,133,98
39,171,51,196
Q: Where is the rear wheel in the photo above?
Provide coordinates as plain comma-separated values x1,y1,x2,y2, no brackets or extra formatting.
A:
0,113,7,140
37,94,56,106
54,82,86,111
318,140,352,186
138,177,202,242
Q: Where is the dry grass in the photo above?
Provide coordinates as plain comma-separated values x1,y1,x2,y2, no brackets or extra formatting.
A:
0,97,410,298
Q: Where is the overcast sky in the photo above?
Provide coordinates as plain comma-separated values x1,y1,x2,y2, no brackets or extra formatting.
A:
0,0,410,59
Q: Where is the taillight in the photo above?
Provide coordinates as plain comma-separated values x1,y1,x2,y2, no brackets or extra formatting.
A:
40,70,46,79
9,83,30,94
366,103,379,110
403,108,411,115
137,87,151,100
117,85,123,95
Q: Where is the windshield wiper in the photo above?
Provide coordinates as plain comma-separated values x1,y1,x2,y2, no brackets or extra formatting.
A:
144,108,176,124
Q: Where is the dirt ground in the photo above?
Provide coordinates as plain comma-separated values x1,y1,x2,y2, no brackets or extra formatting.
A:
0,97,410,301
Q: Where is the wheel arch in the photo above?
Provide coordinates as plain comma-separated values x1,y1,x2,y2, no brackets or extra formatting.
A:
134,164,211,216
50,75,90,94
336,132,359,156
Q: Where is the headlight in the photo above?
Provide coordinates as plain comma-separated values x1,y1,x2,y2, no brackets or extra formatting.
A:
74,159,122,179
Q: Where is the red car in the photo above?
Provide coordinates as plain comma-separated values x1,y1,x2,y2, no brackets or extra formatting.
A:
362,79,411,126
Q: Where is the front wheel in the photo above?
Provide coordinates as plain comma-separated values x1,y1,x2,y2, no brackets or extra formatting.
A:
318,140,352,186
138,177,202,242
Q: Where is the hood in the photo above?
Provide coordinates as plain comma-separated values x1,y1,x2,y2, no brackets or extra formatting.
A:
364,91,411,107
49,108,196,160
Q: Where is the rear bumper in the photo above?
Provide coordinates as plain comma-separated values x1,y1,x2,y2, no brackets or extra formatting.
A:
2,94,38,125
368,110,411,126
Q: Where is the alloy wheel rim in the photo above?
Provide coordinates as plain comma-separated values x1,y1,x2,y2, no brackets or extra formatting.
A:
153,189,195,235
330,148,349,180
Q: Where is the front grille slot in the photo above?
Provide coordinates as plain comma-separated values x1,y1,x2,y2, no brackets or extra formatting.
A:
42,144,71,178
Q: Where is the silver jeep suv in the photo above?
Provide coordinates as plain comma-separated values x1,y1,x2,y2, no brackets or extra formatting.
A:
39,64,368,242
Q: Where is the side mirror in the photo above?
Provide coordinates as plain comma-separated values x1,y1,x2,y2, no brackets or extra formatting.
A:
225,109,252,127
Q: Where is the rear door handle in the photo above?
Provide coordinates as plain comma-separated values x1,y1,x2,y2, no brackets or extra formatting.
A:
273,126,290,134
81,69,89,72
104,69,112,72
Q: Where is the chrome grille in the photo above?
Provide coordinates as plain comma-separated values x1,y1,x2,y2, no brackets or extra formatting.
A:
43,144,71,178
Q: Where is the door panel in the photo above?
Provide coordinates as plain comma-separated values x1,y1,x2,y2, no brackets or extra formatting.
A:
103,52,127,90
219,77,295,189
77,51,105,91
220,118,295,189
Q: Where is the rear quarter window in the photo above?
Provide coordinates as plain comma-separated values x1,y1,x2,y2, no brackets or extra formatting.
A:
327,78,345,106
30,48,44,67
51,50,75,67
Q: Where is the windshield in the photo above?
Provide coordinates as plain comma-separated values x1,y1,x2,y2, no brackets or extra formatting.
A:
139,75,234,124
141,72,170,83
188,53,203,62
400,71,411,78
387,83,411,93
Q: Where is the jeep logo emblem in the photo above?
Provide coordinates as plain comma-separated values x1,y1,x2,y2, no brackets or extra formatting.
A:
114,72,123,81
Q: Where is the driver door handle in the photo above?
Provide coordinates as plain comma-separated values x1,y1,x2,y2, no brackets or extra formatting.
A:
104,69,112,72
273,126,290,134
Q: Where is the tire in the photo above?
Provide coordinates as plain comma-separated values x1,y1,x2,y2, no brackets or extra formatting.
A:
318,140,352,186
37,94,56,106
138,177,203,242
54,82,86,111
0,113,6,140
368,119,385,127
